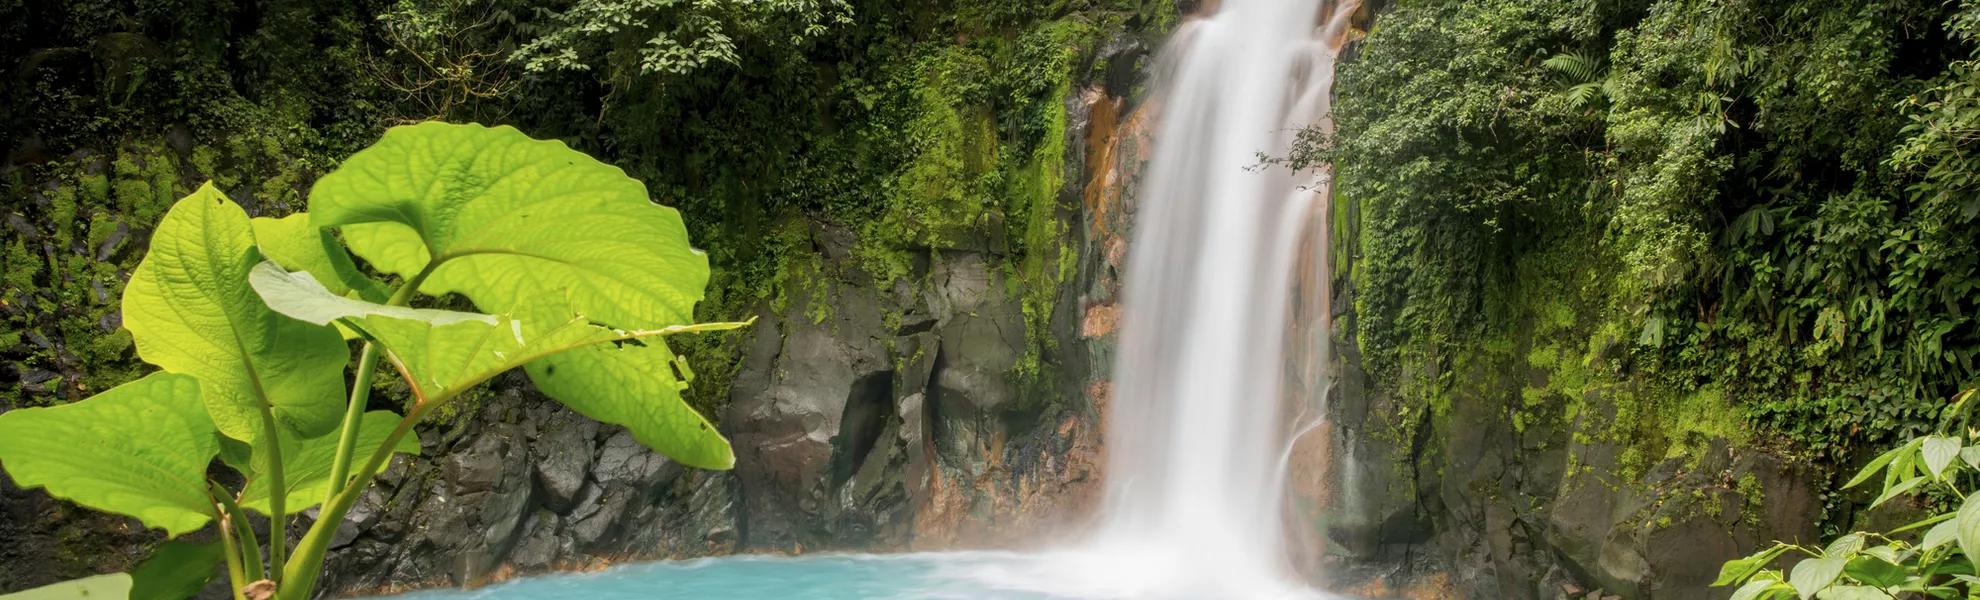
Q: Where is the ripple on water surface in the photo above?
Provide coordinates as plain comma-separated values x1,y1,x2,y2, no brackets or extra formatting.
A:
372,551,1342,600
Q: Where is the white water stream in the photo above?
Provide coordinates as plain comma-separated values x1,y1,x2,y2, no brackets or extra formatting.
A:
987,1,1358,598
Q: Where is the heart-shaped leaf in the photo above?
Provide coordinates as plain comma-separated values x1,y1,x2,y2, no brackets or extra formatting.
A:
1924,435,1961,478
309,122,710,330
1789,554,1845,599
237,410,419,514
1961,446,1980,470
0,373,217,535
124,184,349,441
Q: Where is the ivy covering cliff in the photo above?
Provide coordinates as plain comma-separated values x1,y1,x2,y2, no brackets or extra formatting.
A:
1326,0,1980,519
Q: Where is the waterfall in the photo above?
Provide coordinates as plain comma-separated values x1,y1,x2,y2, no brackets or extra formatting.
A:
1090,0,1355,596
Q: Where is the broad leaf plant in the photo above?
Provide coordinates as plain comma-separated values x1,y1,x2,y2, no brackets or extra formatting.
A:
0,122,747,600
1715,391,1980,600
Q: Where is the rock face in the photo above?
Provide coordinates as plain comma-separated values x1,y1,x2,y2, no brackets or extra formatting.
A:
1299,322,1824,600
311,385,736,593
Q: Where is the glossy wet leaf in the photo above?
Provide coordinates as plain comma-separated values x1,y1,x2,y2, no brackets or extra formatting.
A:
0,574,132,600
0,373,216,536
124,185,349,441
310,122,710,329
129,540,224,600
238,410,419,514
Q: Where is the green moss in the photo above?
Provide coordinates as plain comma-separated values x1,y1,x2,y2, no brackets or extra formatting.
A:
1737,473,1765,526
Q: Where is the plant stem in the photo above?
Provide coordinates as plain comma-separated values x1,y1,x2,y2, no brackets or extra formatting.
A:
279,411,424,600
212,491,249,600
322,343,380,506
254,403,287,583
281,264,441,600
212,483,264,581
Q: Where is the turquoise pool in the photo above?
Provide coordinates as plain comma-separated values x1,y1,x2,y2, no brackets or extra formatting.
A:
373,551,1338,600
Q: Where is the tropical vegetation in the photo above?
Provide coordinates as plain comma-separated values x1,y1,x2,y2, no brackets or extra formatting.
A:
0,121,746,600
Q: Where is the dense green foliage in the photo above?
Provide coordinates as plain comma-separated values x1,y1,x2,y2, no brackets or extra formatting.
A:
1714,393,1980,599
1330,0,1980,473
0,122,746,600
1,0,1174,422
0,1,1170,589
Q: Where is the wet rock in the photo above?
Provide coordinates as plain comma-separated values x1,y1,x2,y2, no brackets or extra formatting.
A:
532,414,597,514
508,509,561,572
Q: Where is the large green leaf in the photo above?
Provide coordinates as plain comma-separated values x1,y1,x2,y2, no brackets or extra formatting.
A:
1923,435,1961,478
129,540,223,600
1842,555,1906,588
520,297,734,469
1717,545,1790,586
1956,492,1980,564
1729,579,1789,600
124,184,349,441
1789,554,1844,600
251,213,389,303
252,262,736,469
238,411,419,514
308,122,710,329
247,261,492,329
0,574,133,600
0,373,216,536
253,262,608,399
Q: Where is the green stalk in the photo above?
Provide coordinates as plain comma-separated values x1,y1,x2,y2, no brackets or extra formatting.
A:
216,518,249,600
253,402,287,583
322,272,429,507
211,490,249,600
279,407,428,600
212,483,264,581
279,265,439,600
321,343,380,506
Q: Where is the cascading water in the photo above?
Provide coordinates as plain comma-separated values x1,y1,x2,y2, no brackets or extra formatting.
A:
377,3,1361,600
1082,0,1356,596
